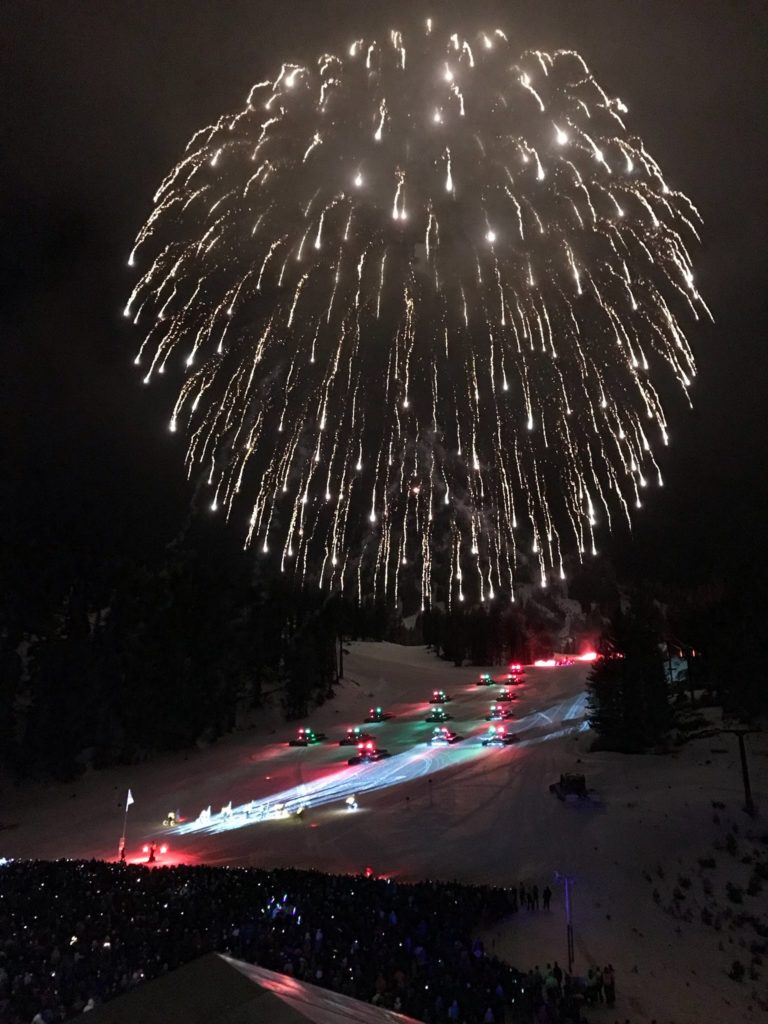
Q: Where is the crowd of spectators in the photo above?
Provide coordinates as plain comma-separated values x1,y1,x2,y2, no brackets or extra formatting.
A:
0,858,594,1024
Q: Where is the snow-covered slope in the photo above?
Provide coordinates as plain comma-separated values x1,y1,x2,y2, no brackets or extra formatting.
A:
1,641,766,1023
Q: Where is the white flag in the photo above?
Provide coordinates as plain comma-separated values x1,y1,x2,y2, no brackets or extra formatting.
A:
126,789,134,811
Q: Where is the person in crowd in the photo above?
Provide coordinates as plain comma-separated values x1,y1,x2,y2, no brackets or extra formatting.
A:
595,964,604,1003
589,962,602,1003
544,964,560,1003
604,962,616,1006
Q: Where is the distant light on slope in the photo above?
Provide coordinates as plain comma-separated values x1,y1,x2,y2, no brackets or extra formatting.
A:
576,650,598,662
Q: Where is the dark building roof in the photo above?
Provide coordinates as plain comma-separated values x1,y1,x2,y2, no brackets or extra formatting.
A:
82,953,421,1024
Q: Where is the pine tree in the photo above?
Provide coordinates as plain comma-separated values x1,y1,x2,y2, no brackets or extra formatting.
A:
587,598,671,751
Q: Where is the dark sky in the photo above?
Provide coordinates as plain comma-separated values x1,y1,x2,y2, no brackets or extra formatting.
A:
3,0,767,587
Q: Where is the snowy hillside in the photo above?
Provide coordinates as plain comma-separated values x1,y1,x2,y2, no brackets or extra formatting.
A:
1,641,766,1023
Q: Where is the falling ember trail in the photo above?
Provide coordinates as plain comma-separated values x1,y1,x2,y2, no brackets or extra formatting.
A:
128,21,707,607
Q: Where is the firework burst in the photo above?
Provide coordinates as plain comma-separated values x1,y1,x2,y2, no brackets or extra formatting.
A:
127,21,709,607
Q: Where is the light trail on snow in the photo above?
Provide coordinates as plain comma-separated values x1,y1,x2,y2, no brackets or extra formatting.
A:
172,694,589,837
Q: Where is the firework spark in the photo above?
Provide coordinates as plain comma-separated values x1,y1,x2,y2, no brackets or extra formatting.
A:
127,22,709,607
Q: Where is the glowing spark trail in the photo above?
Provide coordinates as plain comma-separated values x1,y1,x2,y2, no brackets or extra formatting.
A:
129,24,707,607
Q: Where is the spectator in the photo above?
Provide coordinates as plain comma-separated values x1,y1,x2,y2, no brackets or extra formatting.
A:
604,962,616,1006
544,966,559,1004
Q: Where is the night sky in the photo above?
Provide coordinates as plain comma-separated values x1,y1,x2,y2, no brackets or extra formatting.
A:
4,1,767,589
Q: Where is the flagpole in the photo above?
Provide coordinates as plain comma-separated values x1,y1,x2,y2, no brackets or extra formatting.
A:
119,789,133,861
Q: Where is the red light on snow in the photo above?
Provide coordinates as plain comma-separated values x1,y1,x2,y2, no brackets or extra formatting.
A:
577,651,598,662
534,658,557,667
159,844,168,855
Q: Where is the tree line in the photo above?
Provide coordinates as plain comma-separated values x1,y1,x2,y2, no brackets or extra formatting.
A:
2,503,764,777
0,521,390,781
